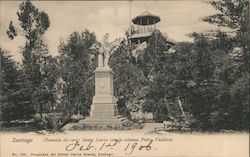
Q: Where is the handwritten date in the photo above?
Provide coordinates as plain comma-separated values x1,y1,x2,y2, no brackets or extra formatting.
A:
65,139,154,155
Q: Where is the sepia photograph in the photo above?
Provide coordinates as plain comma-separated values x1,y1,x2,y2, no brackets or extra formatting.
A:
0,0,249,156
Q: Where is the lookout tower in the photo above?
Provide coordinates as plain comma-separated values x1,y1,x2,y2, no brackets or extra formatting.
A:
128,11,161,44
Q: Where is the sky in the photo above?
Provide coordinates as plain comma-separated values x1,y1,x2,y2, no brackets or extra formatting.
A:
0,0,218,62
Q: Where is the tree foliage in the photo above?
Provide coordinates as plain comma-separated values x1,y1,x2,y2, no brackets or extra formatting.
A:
5,0,56,119
201,0,249,130
109,41,146,116
0,48,35,121
139,31,177,121
58,30,97,116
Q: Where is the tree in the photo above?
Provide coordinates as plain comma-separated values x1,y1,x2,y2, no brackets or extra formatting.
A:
203,0,249,73
138,31,176,121
33,56,59,117
109,41,146,116
202,0,249,130
0,48,35,122
176,29,249,130
58,30,97,116
6,0,52,118
7,0,50,71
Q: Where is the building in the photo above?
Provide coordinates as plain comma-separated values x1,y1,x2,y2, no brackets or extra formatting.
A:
128,11,161,44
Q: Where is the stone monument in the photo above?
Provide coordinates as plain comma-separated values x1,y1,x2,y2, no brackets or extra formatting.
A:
81,34,127,127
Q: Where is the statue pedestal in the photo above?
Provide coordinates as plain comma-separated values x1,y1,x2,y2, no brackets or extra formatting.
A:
80,67,128,127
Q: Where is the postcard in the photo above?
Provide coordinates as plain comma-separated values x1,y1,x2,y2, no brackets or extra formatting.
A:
0,0,249,157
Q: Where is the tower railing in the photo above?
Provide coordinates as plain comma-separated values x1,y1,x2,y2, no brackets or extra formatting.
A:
130,25,155,35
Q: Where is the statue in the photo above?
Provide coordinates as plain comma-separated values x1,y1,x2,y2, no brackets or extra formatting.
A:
99,33,111,68
98,33,124,68
81,34,128,127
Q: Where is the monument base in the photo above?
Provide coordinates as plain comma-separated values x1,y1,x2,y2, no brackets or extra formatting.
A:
80,115,129,127
80,66,129,128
